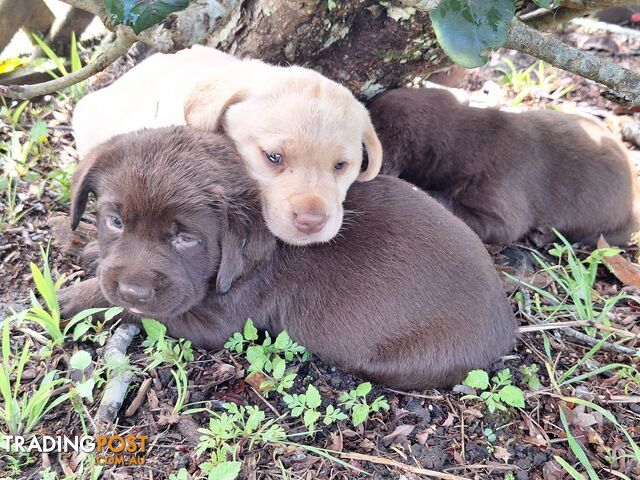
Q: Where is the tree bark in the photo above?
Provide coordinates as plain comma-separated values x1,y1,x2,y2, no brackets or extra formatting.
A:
207,1,449,99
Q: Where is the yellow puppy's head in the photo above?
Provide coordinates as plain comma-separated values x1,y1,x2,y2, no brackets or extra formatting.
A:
185,62,382,246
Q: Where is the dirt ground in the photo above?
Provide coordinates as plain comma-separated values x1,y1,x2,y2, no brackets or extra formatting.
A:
1,20,640,480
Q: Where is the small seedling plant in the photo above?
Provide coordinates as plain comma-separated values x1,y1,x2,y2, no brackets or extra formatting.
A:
0,320,68,436
339,382,389,426
506,230,629,328
24,248,122,347
67,350,96,434
193,403,286,480
225,319,310,395
283,384,347,434
462,369,525,414
519,364,542,391
141,319,193,413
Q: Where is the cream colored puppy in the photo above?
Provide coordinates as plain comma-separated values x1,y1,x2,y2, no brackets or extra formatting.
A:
73,46,382,245
73,46,238,157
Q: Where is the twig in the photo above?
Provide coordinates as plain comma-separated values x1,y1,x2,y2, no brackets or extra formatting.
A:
124,377,153,417
521,320,640,340
571,17,640,41
385,388,444,400
504,18,640,107
521,1,636,30
95,323,141,426
0,26,135,100
338,451,469,480
519,321,590,332
562,327,637,355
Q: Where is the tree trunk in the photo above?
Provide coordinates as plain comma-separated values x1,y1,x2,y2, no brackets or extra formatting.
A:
160,0,452,100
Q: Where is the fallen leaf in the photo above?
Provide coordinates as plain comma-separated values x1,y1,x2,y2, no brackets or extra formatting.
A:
147,388,159,409
494,446,512,463
358,438,376,451
382,424,415,446
597,236,640,288
157,412,181,427
523,436,548,447
415,428,431,445
442,412,456,427
543,459,566,480
245,372,267,391
328,432,343,452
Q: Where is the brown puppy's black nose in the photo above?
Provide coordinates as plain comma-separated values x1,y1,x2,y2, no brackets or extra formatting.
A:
118,281,153,304
294,212,328,234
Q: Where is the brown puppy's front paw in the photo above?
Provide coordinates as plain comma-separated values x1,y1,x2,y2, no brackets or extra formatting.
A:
57,278,109,319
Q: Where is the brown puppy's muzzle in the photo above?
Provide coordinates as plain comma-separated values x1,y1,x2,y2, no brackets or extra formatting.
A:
117,278,154,305
290,194,328,235
98,257,196,317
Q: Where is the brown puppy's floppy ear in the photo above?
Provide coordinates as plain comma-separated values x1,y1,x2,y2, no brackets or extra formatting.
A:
358,115,383,182
216,220,246,294
216,207,275,294
184,64,251,132
70,148,102,230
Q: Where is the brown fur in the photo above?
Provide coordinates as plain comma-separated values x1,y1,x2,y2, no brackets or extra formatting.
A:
58,127,516,390
368,88,640,245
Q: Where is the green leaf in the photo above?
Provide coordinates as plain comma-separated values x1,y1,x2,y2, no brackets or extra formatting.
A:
498,385,525,408
430,0,515,68
206,461,242,480
526,375,541,391
305,385,322,409
274,330,291,350
354,382,372,398
69,350,92,371
72,322,92,341
104,307,124,322
303,409,321,431
142,318,166,342
103,0,190,34
75,378,95,401
246,346,267,371
532,0,552,8
271,356,286,379
486,396,497,413
243,319,259,341
29,120,48,142
351,404,370,426
462,369,489,390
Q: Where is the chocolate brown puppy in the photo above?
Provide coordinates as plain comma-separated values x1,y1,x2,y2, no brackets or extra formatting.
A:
58,127,515,389
369,88,640,245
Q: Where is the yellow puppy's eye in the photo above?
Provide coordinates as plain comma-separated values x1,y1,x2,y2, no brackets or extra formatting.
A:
266,152,283,165
334,161,346,170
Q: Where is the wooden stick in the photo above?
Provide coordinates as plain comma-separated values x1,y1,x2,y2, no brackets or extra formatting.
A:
338,451,470,480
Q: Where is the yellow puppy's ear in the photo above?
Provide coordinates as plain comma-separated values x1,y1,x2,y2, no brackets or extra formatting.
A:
184,64,251,132
358,115,383,182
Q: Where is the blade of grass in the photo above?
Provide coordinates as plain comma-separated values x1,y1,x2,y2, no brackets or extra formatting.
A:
559,408,598,480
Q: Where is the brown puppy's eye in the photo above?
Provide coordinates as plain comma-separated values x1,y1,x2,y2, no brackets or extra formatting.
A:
334,161,347,171
108,215,123,230
265,152,283,165
174,232,200,249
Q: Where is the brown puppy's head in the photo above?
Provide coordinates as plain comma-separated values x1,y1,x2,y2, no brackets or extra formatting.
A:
71,127,266,318
184,62,382,246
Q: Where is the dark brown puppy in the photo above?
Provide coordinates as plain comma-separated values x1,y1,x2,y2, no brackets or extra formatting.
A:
369,88,640,245
58,127,515,390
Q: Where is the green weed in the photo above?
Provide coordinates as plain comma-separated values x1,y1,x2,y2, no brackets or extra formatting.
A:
339,382,389,426
461,369,525,414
